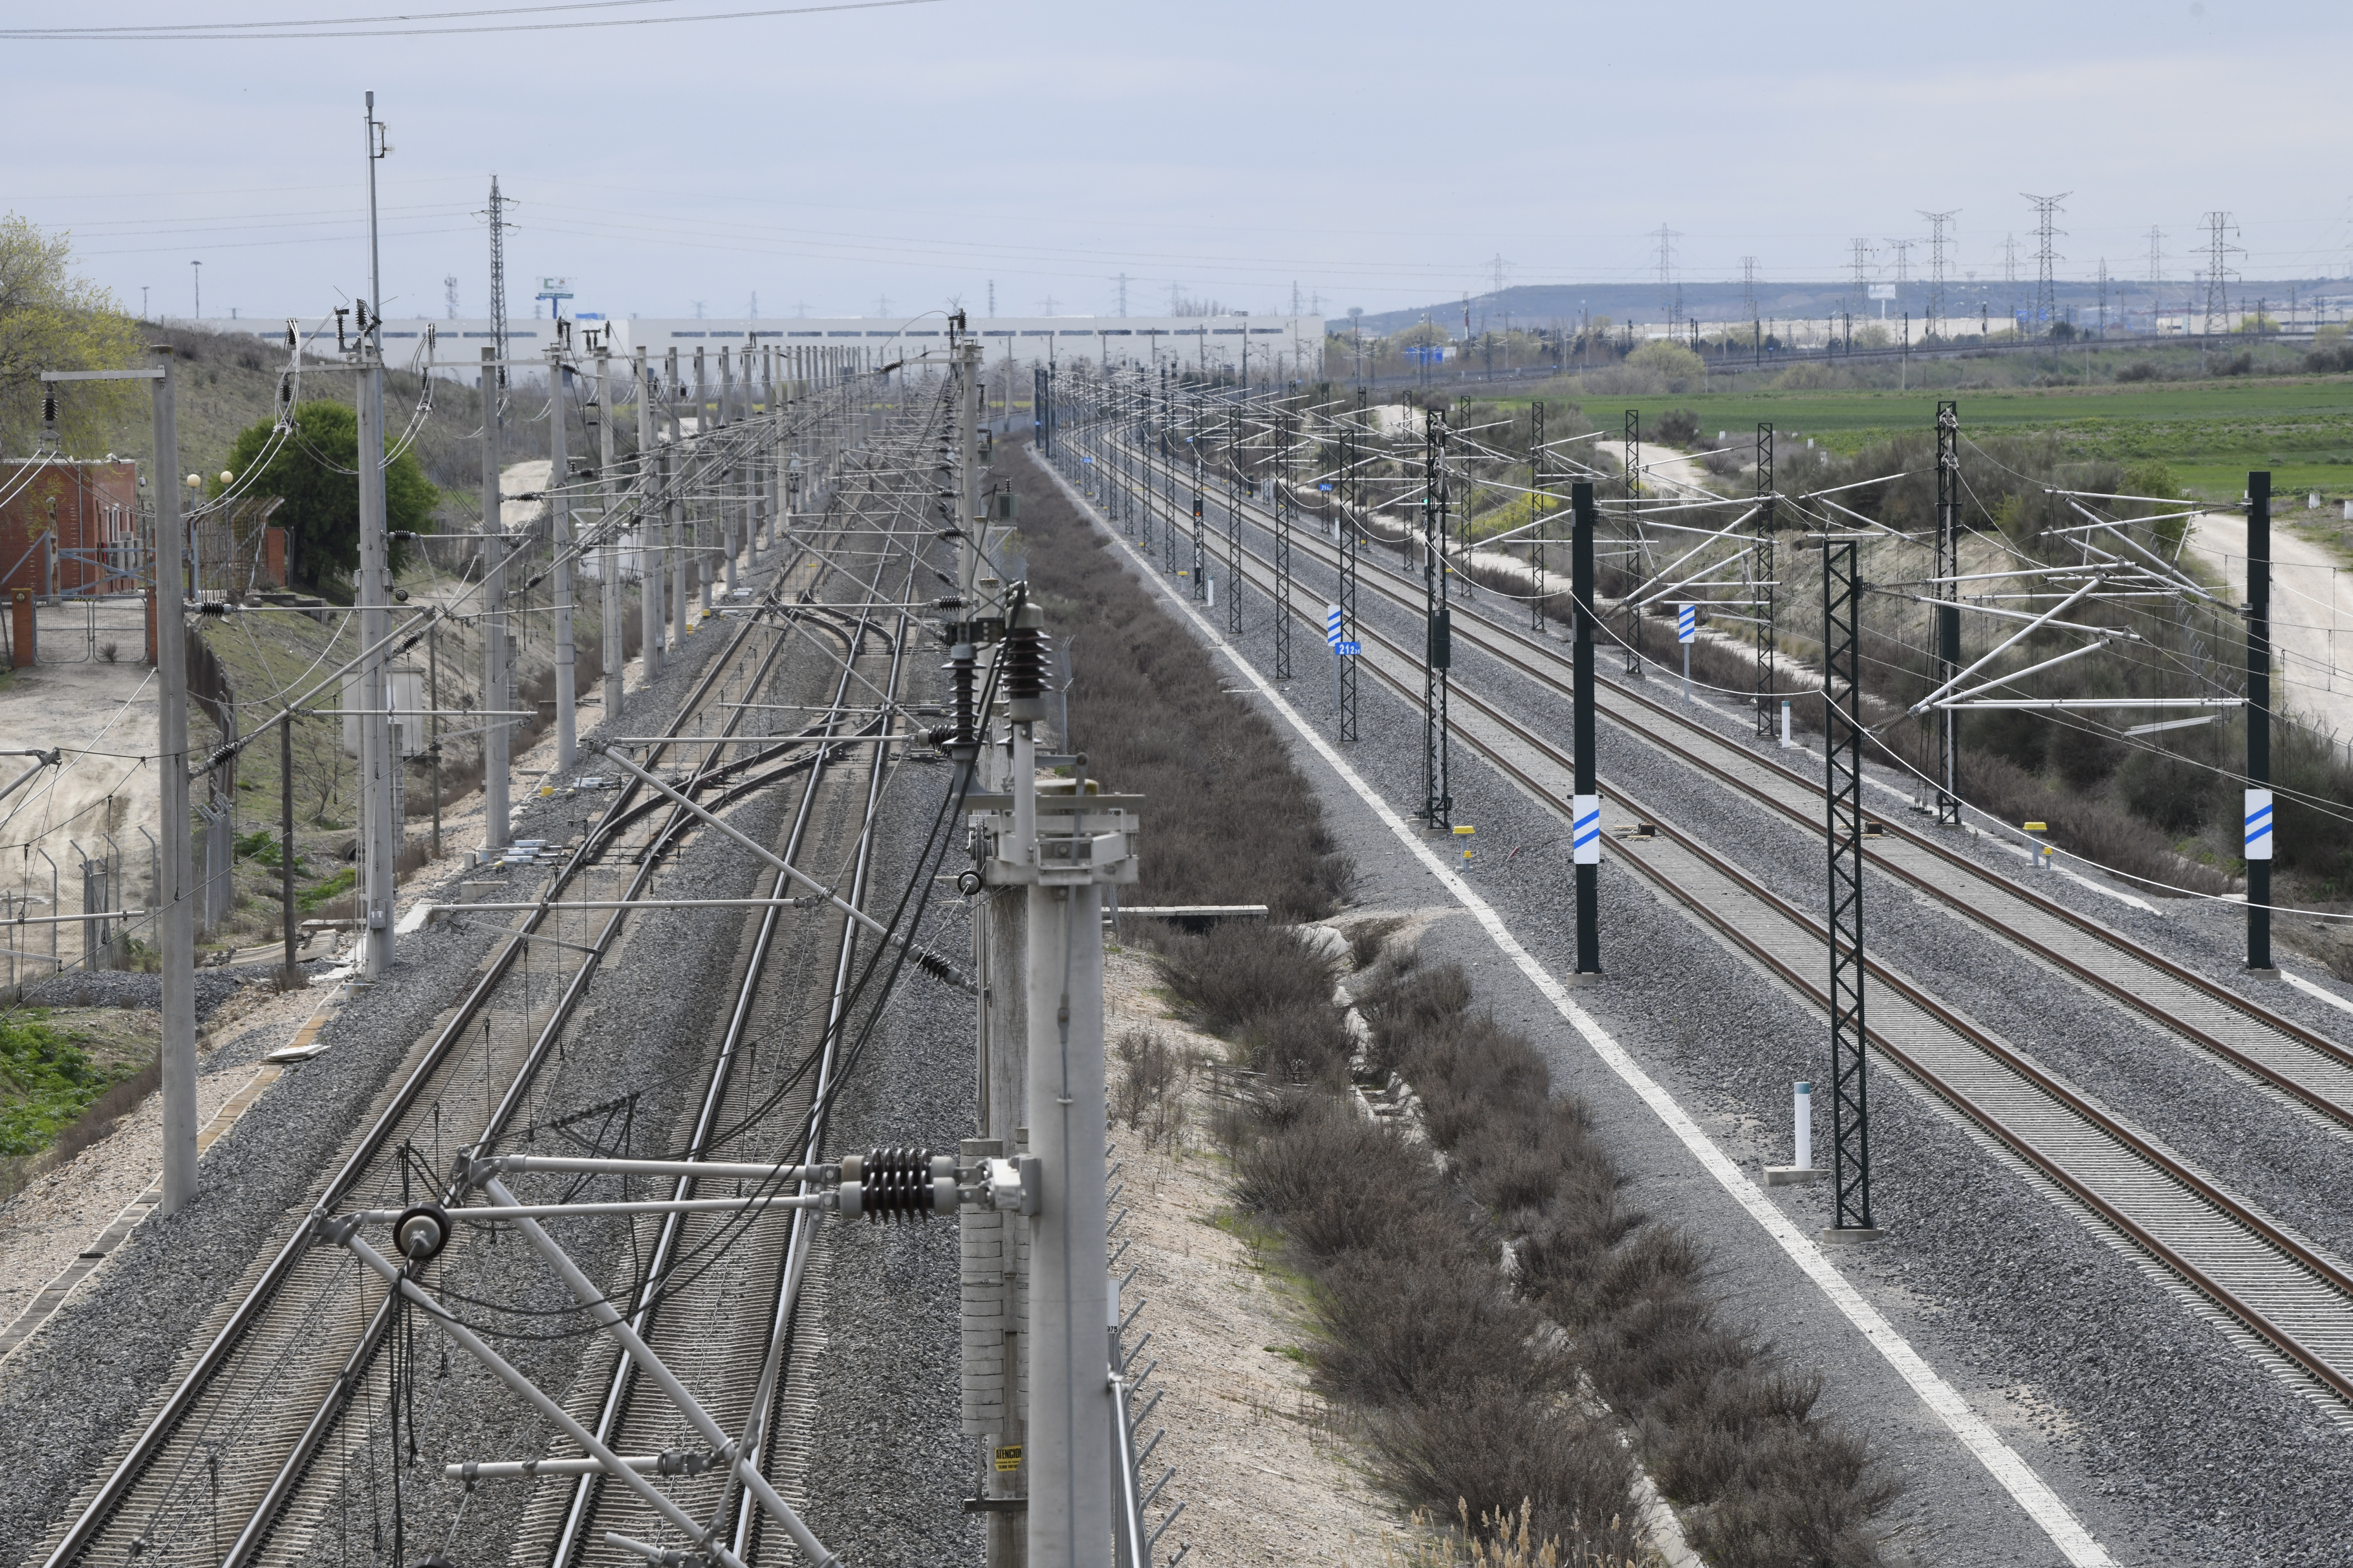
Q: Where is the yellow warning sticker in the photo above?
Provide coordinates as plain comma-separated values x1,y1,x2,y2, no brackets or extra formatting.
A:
993,1444,1023,1472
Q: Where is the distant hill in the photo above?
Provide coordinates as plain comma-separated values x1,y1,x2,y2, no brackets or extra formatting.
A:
1347,277,2352,337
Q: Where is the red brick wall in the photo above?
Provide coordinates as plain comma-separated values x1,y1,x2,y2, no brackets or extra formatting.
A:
0,460,143,597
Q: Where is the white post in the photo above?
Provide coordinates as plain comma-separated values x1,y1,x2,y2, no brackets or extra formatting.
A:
1795,1080,1813,1170
1780,699,1792,747
481,348,510,853
548,343,576,771
150,348,197,1215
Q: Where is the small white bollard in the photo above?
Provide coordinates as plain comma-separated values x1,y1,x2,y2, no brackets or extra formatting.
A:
1766,1080,1821,1185
1205,577,1215,608
1779,700,1794,748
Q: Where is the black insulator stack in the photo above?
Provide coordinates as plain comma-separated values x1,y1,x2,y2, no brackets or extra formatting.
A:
862,1146,935,1223
1001,621,1050,709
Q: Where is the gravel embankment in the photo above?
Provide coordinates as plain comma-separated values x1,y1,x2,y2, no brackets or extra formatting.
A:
1041,447,2353,1567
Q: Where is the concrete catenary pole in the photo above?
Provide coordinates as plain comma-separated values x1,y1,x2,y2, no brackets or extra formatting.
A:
636,347,662,683
596,345,623,722
356,326,395,978
548,341,576,771
480,347,511,853
695,347,713,616
669,350,689,652
150,347,198,1214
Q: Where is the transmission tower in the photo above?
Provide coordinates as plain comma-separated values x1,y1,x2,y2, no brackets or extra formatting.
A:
1742,257,1761,359
2202,211,2241,339
483,175,512,389
1114,273,1128,317
443,274,459,320
1884,238,1916,316
1849,237,1872,321
2022,191,2069,338
2002,233,2019,334
1919,209,1958,332
1654,224,1681,328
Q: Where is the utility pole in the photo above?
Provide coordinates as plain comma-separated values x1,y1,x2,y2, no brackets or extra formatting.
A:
2247,471,2273,971
1823,534,1875,1238
596,345,623,723
636,347,662,685
547,341,576,771
1571,482,1599,974
695,348,713,617
1339,406,1360,740
152,348,199,1210
2022,192,2069,339
1528,401,1546,632
357,92,395,981
1755,424,1775,736
1933,403,1961,824
2147,226,2166,330
480,347,511,853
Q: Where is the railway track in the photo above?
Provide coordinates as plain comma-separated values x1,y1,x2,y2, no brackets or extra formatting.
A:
1081,429,2353,1408
32,381,944,1568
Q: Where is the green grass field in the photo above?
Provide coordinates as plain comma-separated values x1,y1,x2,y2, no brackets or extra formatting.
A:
1499,374,2353,501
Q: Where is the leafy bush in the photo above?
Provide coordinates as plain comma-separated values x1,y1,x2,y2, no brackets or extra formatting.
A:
0,1019,136,1157
1651,407,1702,447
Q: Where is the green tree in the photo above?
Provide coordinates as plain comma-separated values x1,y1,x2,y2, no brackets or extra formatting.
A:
0,215,142,456
219,400,436,594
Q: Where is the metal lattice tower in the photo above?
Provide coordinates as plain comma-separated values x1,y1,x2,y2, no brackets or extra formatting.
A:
1274,411,1294,680
1339,405,1360,740
1189,397,1206,601
1529,400,1547,632
1226,404,1244,634
1918,209,1958,332
1422,409,1452,825
1654,224,1680,328
2202,211,2240,339
1823,536,1874,1233
2147,225,2166,314
1740,257,1761,358
2022,192,2069,337
1160,369,1178,574
1849,238,1872,303
1883,237,1914,310
1623,407,1643,676
1754,423,1775,736
2002,234,2019,334
1933,402,1962,825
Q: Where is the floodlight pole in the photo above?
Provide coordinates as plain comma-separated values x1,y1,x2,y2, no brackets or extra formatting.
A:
2247,470,2273,970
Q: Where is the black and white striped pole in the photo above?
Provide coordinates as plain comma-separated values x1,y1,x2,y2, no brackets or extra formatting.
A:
1572,482,1601,975
2246,470,2273,971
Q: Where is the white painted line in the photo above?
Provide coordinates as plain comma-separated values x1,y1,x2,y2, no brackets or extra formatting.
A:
1041,453,2116,1568
2281,968,2353,1021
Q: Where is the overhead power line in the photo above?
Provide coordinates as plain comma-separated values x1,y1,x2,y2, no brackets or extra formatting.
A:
0,0,940,41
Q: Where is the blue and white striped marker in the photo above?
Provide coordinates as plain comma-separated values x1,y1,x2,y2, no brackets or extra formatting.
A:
1677,605,1697,643
1325,603,1344,648
2245,789,2274,861
1572,793,1601,865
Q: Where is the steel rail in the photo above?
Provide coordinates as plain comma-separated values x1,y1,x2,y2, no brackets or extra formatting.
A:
41,409,864,1568
1128,438,2353,1113
1089,435,2353,1407
554,444,929,1568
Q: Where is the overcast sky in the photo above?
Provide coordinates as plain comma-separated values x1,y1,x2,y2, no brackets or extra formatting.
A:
10,0,2350,326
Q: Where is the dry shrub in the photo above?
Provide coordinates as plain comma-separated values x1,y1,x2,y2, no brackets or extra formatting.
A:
1347,914,1407,971
1155,923,1350,1081
1369,1388,1641,1563
1111,1026,1186,1150
1010,451,1352,919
